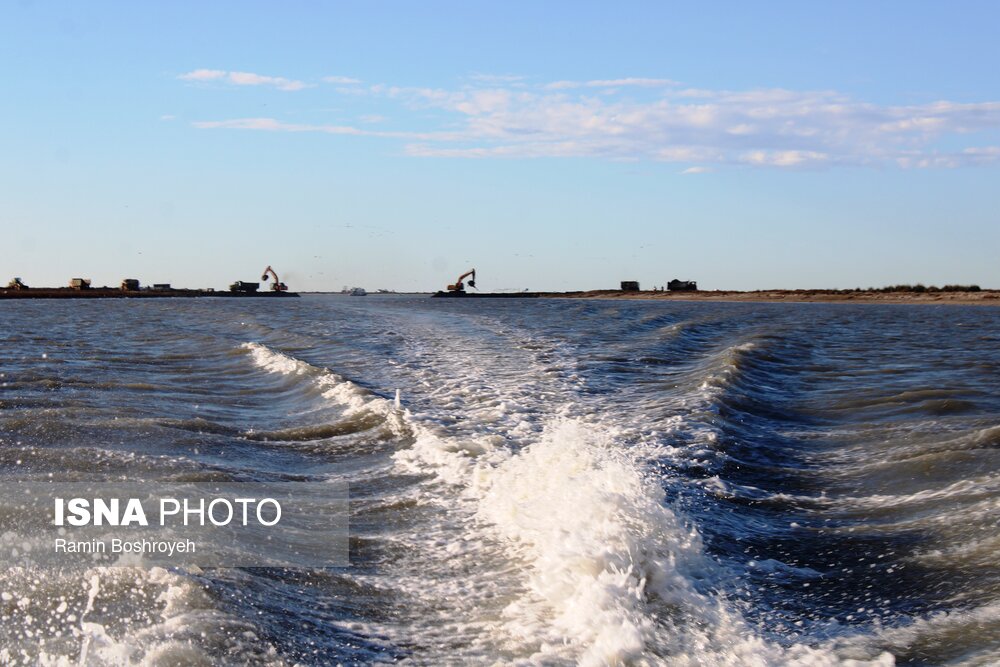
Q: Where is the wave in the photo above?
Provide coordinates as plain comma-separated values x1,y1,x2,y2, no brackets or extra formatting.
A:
0,565,288,667
237,338,989,665
241,342,404,431
277,340,884,666
396,413,904,665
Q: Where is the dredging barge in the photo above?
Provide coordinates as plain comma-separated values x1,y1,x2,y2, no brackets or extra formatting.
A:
432,291,539,298
430,268,541,297
2,268,300,299
1,287,299,299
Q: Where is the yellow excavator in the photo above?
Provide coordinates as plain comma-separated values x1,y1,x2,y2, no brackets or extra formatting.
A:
446,269,476,293
261,266,289,292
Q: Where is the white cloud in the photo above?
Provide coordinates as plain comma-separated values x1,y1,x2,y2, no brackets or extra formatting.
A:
193,118,364,134
227,71,309,91
186,74,1000,169
323,75,362,85
656,147,722,162
740,150,830,167
681,166,712,174
179,69,226,82
178,69,310,91
467,73,525,84
454,89,515,115
585,77,678,88
545,77,677,90
544,80,579,90
190,117,452,142
895,146,1000,169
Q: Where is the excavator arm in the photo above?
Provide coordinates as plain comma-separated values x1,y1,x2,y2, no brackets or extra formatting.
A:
261,266,289,292
446,268,476,292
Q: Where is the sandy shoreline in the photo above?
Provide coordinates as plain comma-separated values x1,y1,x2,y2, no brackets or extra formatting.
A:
536,289,1000,306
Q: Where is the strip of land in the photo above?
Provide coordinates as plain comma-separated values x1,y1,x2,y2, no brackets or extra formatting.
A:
536,289,999,305
0,288,298,299
4,288,994,305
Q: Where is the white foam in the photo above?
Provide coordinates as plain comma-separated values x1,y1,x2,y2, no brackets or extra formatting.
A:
834,601,1000,666
1,565,248,667
476,418,707,664
241,341,897,665
393,414,895,665
242,342,404,431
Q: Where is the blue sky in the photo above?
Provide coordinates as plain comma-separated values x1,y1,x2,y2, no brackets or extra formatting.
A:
2,1,999,291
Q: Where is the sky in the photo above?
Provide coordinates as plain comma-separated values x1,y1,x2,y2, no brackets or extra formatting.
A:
2,1,999,292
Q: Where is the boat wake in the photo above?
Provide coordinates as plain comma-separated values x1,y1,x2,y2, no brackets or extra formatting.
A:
244,340,896,666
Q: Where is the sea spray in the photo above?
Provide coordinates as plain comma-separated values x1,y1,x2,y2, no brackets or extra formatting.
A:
476,418,707,665
244,338,898,665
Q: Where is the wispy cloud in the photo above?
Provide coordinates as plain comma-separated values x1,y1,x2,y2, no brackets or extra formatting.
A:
543,81,579,90
590,77,679,87
741,150,830,167
179,68,226,82
545,77,678,90
185,74,1000,169
467,73,526,84
178,69,310,91
190,117,454,142
323,75,362,85
193,118,365,135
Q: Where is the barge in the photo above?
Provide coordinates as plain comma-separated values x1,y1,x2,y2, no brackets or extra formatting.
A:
3,268,299,299
431,291,540,298
1,288,299,299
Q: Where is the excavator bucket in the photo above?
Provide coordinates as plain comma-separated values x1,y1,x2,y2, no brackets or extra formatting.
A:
468,279,476,289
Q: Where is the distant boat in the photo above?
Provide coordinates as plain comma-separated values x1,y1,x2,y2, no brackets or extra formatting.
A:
348,287,367,296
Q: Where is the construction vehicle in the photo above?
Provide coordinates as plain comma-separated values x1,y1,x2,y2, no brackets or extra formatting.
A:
70,278,92,290
121,279,140,291
261,266,288,292
620,281,640,291
446,269,477,293
668,279,698,291
6,277,27,290
229,281,260,293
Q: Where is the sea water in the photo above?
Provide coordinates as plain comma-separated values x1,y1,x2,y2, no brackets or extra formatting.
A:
1,296,998,665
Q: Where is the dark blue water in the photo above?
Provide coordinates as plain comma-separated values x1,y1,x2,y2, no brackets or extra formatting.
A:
1,297,998,665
